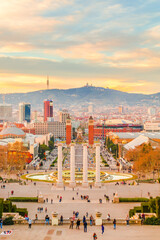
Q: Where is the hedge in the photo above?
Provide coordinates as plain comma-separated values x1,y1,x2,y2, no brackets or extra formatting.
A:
0,198,3,218
156,197,160,218
16,208,28,217
119,198,149,202
11,204,17,213
3,217,14,225
141,203,150,213
3,201,12,212
129,209,134,218
144,217,160,225
134,206,142,214
149,198,156,213
8,197,38,202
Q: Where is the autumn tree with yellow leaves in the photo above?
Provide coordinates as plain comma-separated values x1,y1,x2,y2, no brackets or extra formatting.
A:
125,144,160,174
0,141,28,173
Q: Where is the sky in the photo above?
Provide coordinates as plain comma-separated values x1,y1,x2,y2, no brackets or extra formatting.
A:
0,0,160,94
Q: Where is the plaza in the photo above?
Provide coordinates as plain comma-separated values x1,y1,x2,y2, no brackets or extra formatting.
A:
0,179,160,220
1,223,160,240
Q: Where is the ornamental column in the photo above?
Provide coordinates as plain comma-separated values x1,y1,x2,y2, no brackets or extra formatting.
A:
95,143,101,187
57,143,63,187
69,143,76,188
82,143,88,187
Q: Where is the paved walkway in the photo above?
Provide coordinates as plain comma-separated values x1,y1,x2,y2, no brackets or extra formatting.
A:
0,181,160,220
1,225,160,240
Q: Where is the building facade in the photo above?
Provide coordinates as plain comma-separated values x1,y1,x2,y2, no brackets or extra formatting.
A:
19,103,31,123
44,100,53,122
0,104,12,122
144,122,160,132
34,121,66,138
59,110,70,123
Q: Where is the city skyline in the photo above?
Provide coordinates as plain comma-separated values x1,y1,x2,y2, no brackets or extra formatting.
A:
0,0,160,94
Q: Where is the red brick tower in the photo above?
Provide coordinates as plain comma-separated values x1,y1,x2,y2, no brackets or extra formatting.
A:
88,116,94,145
66,116,71,145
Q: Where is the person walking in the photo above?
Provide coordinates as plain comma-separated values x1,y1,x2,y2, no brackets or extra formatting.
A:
84,221,87,232
93,232,97,240
69,217,74,229
101,224,104,234
76,219,80,229
90,215,93,226
28,219,32,229
113,219,116,230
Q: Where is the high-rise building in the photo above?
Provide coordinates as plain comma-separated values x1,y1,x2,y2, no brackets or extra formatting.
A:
88,116,94,145
19,103,31,123
44,100,53,122
118,106,124,114
66,116,72,145
59,110,70,123
0,104,12,121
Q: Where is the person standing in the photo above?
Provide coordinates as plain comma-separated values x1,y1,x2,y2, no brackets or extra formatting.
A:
69,217,74,229
126,215,130,226
28,219,32,228
84,221,87,232
45,215,50,225
76,219,80,229
60,215,63,225
93,232,97,240
83,216,86,224
90,215,93,226
101,224,104,234
113,219,116,230
0,218,3,229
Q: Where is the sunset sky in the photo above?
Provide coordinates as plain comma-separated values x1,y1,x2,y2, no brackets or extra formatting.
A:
0,0,160,94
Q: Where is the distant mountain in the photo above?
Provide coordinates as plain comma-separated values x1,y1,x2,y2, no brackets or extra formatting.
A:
0,86,159,110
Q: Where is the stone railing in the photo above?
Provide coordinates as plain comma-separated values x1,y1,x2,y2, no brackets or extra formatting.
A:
13,218,141,225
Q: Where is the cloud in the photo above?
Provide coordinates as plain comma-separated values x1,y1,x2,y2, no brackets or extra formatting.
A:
0,0,160,93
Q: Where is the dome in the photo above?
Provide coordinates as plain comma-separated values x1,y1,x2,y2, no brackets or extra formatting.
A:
0,126,26,139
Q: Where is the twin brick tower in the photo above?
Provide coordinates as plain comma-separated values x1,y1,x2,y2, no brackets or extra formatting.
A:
66,116,94,145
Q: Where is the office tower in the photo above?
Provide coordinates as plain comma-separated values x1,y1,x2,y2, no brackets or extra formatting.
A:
0,104,12,121
19,103,31,123
44,100,53,122
59,110,70,123
88,116,94,145
118,106,124,114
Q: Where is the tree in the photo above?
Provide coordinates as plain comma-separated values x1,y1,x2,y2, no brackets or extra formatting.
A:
0,142,28,173
38,144,49,159
125,144,160,174
48,140,54,151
